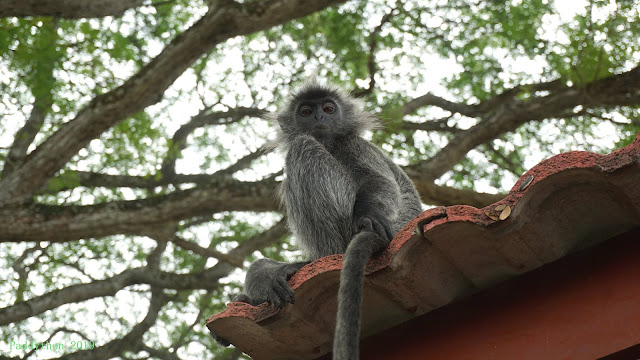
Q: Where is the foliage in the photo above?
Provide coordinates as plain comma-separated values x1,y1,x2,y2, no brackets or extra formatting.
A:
0,1,639,359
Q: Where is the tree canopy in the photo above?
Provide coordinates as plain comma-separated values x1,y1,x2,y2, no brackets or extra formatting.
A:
1,0,639,359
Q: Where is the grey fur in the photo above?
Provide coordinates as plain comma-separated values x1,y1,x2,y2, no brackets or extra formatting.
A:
333,220,387,360
213,80,422,359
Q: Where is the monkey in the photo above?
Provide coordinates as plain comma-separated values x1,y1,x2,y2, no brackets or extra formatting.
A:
211,80,422,359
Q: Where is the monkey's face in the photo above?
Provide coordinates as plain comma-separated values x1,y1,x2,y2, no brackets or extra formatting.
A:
276,82,377,141
294,98,342,138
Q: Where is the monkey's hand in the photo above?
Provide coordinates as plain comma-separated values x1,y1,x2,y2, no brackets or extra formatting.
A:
286,134,332,165
353,213,394,246
289,133,322,149
244,259,310,308
210,259,307,347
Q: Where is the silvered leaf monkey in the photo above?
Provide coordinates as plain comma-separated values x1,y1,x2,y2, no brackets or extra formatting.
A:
213,80,421,359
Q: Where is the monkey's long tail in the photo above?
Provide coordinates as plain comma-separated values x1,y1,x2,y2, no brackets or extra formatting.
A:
333,232,386,360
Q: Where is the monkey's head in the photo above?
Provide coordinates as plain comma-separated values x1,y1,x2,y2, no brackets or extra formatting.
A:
273,80,379,146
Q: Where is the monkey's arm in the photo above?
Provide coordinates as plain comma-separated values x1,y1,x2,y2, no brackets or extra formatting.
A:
346,143,402,243
211,259,309,347
385,157,423,225
284,135,357,258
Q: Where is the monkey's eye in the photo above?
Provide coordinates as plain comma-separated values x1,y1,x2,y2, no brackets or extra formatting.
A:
299,106,313,117
322,103,336,114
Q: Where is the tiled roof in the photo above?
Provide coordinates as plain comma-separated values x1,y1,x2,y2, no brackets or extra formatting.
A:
207,133,640,360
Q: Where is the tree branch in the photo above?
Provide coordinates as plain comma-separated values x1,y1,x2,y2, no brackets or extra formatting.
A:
41,171,224,193
160,107,267,178
353,8,396,97
0,0,348,206
0,220,287,325
7,172,502,244
400,115,461,133
0,0,145,19
413,180,504,208
407,65,640,181
2,96,50,178
401,78,566,119
1,178,281,243
23,327,91,359
212,145,270,177
171,234,245,267
481,143,524,177
55,288,168,360
402,92,480,117
2,19,58,178
137,344,183,360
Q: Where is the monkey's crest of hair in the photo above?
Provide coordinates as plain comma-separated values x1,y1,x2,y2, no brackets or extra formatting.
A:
269,79,380,151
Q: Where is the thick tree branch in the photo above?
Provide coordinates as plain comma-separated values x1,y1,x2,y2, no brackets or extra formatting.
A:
407,65,640,181
0,0,145,19
0,220,287,325
474,79,565,114
9,172,500,243
0,178,280,243
401,78,568,119
41,171,226,193
0,0,347,206
414,180,504,208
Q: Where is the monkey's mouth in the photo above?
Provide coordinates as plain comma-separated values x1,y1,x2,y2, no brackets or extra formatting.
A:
311,124,332,136
310,124,332,138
